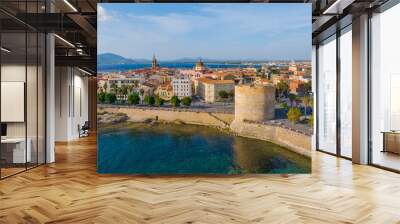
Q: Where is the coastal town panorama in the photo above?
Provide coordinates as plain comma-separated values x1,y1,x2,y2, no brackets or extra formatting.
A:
97,55,312,130
96,3,312,174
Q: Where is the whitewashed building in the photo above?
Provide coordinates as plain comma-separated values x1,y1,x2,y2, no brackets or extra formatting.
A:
172,74,192,99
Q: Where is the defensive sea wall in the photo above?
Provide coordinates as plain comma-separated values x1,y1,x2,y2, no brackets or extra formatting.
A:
230,120,311,157
98,106,311,157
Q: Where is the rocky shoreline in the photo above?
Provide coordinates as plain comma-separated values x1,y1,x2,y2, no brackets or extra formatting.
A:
97,111,129,125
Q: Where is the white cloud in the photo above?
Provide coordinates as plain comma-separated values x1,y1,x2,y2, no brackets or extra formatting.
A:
97,4,311,60
200,5,310,35
98,5,112,22
126,13,210,34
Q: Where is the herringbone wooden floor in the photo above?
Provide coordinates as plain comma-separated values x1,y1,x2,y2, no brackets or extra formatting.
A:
1,135,400,224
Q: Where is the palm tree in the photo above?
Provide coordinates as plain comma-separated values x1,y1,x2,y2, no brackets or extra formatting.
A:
276,80,289,101
121,85,129,102
302,95,313,117
139,88,145,104
113,87,121,102
288,93,297,107
133,80,139,88
119,86,127,102
110,83,117,93
303,81,312,94
128,85,135,94
103,82,108,92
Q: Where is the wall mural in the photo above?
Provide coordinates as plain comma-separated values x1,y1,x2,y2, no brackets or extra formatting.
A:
96,3,312,174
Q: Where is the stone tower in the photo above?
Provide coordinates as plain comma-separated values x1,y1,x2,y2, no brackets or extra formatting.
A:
152,54,158,70
234,84,275,122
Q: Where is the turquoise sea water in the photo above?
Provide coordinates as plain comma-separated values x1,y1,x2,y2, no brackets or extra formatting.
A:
97,123,311,174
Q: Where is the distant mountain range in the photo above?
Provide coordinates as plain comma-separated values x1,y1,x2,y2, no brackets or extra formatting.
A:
98,53,221,66
97,53,308,66
97,53,150,65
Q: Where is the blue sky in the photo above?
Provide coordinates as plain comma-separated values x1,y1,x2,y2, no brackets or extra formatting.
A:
98,4,311,61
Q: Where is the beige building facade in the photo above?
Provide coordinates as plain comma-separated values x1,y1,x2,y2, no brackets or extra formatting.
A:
155,83,173,101
196,78,235,103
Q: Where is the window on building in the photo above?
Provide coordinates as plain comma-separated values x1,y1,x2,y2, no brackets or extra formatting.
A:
317,34,337,155
370,3,400,171
340,26,352,158
0,3,46,179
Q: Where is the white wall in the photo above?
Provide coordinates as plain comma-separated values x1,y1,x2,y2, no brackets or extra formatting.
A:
71,72,89,138
1,62,46,164
55,67,89,141
55,66,69,141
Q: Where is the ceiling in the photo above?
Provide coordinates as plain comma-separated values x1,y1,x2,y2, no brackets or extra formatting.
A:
1,0,98,73
311,0,391,43
0,0,394,73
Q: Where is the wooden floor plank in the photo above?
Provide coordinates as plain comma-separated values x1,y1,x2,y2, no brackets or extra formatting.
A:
0,135,399,223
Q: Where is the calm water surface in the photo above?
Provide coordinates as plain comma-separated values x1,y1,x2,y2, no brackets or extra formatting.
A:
98,62,262,72
97,123,310,174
